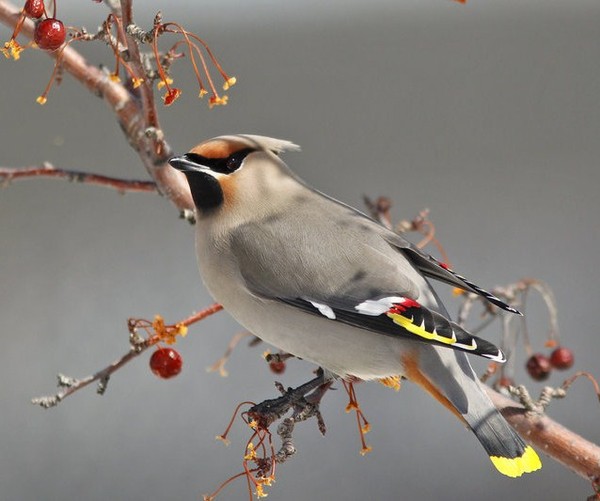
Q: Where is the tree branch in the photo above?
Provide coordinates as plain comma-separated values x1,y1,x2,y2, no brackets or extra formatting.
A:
32,303,223,408
118,0,166,157
0,0,194,213
0,163,157,193
487,386,600,484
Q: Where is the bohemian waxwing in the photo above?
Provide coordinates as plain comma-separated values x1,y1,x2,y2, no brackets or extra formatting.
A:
169,134,541,478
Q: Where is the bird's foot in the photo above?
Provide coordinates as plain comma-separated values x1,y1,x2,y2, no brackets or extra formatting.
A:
247,368,335,432
246,368,336,474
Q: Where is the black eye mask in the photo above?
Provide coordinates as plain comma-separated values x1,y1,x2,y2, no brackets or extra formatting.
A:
183,147,256,175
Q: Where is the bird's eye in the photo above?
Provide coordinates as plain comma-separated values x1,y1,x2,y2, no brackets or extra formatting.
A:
225,149,253,172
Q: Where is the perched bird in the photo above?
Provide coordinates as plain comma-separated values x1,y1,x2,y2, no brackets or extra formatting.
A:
169,134,541,478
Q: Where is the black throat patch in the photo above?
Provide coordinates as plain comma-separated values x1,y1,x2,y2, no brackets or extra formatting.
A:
184,171,224,212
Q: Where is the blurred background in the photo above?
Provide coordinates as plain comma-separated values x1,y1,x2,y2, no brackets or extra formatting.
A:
1,0,599,499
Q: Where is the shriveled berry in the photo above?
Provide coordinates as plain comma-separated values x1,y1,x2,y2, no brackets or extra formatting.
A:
269,360,286,374
150,348,183,379
550,346,574,370
24,0,45,19
34,18,65,51
526,353,552,381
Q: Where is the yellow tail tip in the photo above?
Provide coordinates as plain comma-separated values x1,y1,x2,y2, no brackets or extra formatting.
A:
490,446,542,478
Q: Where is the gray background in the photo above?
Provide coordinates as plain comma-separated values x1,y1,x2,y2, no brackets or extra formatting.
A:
1,1,599,499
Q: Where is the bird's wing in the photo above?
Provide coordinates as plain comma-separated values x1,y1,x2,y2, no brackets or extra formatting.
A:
292,186,520,315
229,215,505,362
379,229,521,314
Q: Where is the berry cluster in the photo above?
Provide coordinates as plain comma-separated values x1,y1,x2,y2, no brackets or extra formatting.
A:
2,0,66,60
525,346,574,382
3,3,236,108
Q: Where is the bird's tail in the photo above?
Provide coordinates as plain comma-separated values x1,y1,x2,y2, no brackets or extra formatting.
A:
403,348,542,477
468,404,541,477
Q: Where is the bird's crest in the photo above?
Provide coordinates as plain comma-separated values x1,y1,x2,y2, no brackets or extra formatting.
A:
221,134,301,155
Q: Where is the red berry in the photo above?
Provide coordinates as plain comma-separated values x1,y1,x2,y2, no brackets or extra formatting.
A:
550,346,574,370
34,18,65,51
269,360,286,374
149,348,183,379
24,0,45,19
23,0,44,19
526,353,552,381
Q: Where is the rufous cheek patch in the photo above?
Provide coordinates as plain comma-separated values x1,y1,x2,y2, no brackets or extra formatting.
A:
218,174,237,207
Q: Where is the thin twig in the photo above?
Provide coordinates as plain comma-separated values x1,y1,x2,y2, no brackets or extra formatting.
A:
0,164,157,193
32,303,223,408
562,372,600,403
363,195,393,229
31,348,144,408
207,331,254,377
179,303,224,327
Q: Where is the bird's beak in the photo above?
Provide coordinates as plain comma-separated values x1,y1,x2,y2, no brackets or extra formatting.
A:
168,155,209,173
